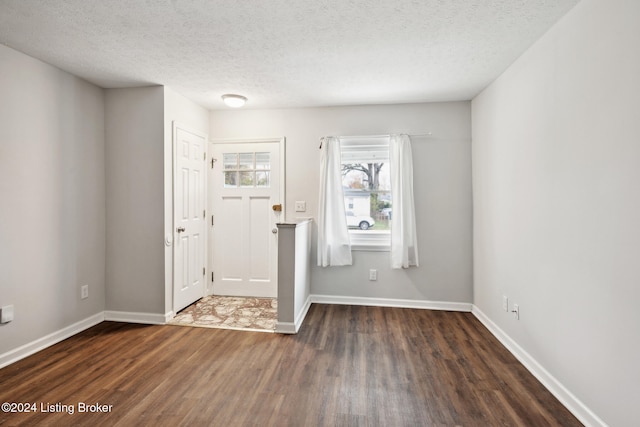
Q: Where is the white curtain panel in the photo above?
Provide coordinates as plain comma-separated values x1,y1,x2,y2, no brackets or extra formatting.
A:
317,136,352,266
390,134,419,268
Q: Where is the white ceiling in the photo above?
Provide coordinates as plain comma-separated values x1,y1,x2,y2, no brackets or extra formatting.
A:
0,0,581,110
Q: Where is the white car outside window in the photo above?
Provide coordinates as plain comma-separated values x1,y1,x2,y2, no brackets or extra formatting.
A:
346,211,375,230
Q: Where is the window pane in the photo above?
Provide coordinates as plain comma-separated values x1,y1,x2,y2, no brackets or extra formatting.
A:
239,153,254,170
372,190,392,231
223,153,237,170
224,171,238,187
255,152,270,170
239,171,254,187
341,161,392,231
256,171,270,187
338,139,392,247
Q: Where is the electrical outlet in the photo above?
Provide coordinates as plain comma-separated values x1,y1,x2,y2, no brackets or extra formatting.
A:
369,269,377,281
81,285,89,300
0,305,14,323
502,295,508,312
512,303,520,320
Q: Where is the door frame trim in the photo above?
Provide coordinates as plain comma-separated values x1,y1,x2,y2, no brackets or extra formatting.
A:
208,136,286,296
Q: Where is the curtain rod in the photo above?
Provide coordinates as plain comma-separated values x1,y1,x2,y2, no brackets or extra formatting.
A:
339,133,432,139
319,133,432,149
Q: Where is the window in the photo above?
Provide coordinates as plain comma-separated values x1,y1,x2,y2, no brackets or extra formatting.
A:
340,137,391,250
318,134,418,267
223,152,271,188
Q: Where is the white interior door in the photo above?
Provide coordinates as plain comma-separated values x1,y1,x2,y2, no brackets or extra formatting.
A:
210,140,283,297
173,125,207,312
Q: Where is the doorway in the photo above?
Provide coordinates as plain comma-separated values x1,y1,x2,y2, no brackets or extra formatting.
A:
208,138,285,298
172,124,207,313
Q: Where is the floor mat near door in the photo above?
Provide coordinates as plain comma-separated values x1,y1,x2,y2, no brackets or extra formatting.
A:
168,296,277,332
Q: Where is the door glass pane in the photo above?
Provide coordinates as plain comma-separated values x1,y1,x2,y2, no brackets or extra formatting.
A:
223,153,237,170
224,171,238,187
221,151,272,188
256,171,270,187
239,153,254,170
239,171,254,187
255,152,270,170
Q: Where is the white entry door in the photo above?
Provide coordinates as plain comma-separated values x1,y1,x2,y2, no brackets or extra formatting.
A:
173,125,207,312
210,140,283,297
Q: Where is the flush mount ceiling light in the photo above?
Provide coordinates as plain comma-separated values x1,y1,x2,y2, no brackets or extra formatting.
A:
221,94,247,108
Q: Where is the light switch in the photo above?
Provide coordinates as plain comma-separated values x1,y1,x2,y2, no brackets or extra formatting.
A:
295,201,306,212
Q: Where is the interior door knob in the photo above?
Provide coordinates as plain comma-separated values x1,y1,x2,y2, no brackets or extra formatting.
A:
272,228,278,234
176,227,186,233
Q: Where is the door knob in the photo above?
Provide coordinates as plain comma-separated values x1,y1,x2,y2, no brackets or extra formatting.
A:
272,228,278,234
176,227,186,233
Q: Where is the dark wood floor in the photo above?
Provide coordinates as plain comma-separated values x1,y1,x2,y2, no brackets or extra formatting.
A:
0,304,581,426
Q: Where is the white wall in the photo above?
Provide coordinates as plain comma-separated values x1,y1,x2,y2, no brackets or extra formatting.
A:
210,102,472,304
105,87,165,314
0,45,105,353
472,0,640,425
104,86,209,318
163,87,210,314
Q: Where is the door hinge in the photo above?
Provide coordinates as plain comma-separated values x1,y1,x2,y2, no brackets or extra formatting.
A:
211,272,214,282
203,152,206,160
203,267,206,276
211,215,214,226
203,209,206,219
211,158,217,169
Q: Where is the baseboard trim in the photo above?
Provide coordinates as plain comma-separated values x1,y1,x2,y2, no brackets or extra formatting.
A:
104,310,168,325
471,305,607,427
295,296,312,331
274,321,296,334
310,294,472,312
275,295,312,334
0,312,104,369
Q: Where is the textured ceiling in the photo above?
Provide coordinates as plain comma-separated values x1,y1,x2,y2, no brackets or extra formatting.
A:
0,0,581,109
